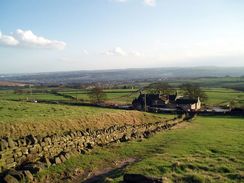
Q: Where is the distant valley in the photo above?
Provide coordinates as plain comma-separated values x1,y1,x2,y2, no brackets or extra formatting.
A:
1,67,244,84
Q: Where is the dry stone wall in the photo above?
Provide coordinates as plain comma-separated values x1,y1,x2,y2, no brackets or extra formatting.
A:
0,115,185,182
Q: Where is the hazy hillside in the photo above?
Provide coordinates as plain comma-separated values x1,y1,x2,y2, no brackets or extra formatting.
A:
1,67,244,84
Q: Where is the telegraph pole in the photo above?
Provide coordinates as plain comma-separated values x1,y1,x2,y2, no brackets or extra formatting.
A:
30,85,32,96
28,84,32,101
144,93,147,112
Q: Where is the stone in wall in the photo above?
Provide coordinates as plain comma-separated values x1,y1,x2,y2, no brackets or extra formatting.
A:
0,139,8,151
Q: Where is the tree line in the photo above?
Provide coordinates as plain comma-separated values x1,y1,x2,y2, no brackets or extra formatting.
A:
145,82,207,101
88,82,208,104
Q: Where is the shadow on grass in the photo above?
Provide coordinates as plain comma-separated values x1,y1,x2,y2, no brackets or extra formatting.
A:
82,163,126,183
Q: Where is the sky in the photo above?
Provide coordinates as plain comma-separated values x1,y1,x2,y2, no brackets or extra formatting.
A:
0,0,244,74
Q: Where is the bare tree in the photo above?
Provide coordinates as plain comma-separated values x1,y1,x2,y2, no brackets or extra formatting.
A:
147,82,173,94
229,100,237,109
88,86,107,104
180,83,208,101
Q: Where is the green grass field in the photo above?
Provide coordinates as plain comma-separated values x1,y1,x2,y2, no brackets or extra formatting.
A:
59,89,138,104
168,77,244,88
0,86,244,107
0,100,173,137
38,116,244,183
58,87,244,107
204,88,244,107
0,82,243,182
0,90,68,101
0,89,138,104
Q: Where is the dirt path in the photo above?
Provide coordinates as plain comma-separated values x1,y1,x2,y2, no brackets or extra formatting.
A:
72,158,138,183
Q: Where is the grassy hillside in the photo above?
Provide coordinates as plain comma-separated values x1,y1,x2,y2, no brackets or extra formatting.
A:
38,116,244,183
0,100,173,137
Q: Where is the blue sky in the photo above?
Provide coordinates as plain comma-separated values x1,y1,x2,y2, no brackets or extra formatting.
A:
0,0,244,73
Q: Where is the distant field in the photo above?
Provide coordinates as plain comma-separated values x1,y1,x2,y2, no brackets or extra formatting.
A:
0,81,27,87
60,88,244,107
39,116,244,183
168,77,244,88
0,91,68,101
0,89,138,104
204,88,244,107
0,86,243,107
60,89,138,104
0,100,173,137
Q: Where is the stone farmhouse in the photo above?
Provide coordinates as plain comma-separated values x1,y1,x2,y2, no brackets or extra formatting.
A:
132,92,201,112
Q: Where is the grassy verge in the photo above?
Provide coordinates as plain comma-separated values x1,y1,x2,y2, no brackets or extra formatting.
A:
38,116,244,183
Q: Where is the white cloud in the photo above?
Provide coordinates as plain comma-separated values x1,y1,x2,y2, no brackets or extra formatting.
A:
103,47,144,58
82,49,89,55
144,0,156,6
0,31,19,46
130,50,143,57
104,47,128,56
0,29,66,50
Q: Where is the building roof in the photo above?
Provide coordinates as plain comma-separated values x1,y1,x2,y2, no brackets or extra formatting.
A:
176,98,198,105
139,94,160,101
135,93,200,106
